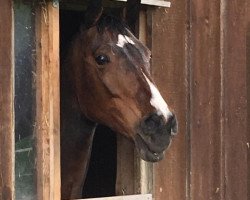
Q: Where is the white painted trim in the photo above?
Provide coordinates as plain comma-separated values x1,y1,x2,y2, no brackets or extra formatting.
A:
79,194,152,200
113,0,171,8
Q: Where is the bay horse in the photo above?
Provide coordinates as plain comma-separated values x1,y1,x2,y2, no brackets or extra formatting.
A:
61,5,177,200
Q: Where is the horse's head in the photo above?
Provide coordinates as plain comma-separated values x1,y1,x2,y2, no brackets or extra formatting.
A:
70,14,177,162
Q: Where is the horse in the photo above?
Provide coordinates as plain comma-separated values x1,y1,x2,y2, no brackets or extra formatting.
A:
61,4,177,199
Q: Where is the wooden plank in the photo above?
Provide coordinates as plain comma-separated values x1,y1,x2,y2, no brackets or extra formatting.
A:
149,2,188,200
0,0,14,199
35,2,60,200
222,0,248,199
114,0,171,8
190,0,249,199
116,135,136,195
247,2,250,200
82,194,152,200
60,0,170,9
189,1,222,200
60,0,125,11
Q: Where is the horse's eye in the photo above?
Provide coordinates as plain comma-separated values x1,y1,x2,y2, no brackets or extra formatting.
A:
95,55,110,65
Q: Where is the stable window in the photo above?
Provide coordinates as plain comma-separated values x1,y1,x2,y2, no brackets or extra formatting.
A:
1,1,60,199
0,0,170,199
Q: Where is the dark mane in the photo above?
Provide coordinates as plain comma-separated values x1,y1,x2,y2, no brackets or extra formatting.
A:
84,14,130,35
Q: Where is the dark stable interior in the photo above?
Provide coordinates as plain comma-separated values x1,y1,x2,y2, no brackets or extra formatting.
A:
60,10,117,198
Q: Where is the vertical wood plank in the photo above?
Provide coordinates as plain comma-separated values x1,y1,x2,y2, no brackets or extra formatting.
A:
223,0,248,199
116,135,136,195
0,0,14,199
190,0,249,199
190,1,222,199
247,1,250,200
36,2,60,200
150,2,188,200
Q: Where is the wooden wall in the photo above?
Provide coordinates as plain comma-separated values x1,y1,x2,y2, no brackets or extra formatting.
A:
0,0,14,199
0,0,249,199
149,2,187,200
151,0,249,200
35,2,60,200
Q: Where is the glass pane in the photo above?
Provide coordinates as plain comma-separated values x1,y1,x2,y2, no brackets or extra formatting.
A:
14,1,37,199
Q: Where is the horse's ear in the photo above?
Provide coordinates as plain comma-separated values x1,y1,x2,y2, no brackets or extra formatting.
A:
84,0,103,29
125,0,141,33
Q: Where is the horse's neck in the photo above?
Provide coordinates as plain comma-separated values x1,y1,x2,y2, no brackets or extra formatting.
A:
61,63,97,199
61,60,97,133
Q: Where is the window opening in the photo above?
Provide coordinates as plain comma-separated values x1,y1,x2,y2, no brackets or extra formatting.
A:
14,1,37,199
60,8,121,198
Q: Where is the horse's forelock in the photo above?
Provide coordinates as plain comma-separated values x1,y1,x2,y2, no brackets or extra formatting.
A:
95,14,129,35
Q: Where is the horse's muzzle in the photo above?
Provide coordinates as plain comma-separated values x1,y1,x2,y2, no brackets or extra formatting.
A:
135,112,178,162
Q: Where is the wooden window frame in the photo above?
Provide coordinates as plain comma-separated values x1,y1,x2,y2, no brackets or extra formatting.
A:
82,194,152,200
114,0,171,8
0,0,15,199
0,1,174,200
35,2,60,199
0,1,60,199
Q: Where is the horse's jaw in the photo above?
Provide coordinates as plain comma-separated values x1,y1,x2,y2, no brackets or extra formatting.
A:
133,113,177,162
134,134,167,162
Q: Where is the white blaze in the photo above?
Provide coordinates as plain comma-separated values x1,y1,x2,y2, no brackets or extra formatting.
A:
142,72,172,120
116,34,135,47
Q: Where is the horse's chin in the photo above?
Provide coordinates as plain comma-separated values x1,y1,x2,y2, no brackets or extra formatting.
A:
134,134,168,162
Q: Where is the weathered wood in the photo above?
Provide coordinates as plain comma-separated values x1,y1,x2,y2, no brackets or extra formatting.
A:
82,194,152,200
189,0,249,199
115,0,171,8
116,135,136,195
0,0,14,199
149,3,188,200
222,0,248,199
247,2,250,200
189,1,222,199
35,2,60,200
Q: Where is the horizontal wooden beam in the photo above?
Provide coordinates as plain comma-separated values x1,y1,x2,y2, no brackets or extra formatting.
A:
83,194,152,200
113,0,171,7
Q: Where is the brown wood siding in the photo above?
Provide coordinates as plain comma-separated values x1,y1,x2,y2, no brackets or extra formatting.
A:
223,0,248,199
189,0,248,199
35,2,60,200
149,2,188,200
0,0,14,199
189,0,222,199
247,1,250,200
151,0,249,200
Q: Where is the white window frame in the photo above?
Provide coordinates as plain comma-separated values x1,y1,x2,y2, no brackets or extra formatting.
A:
113,0,171,8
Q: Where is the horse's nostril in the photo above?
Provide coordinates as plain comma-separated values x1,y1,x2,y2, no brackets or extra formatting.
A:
144,113,163,130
